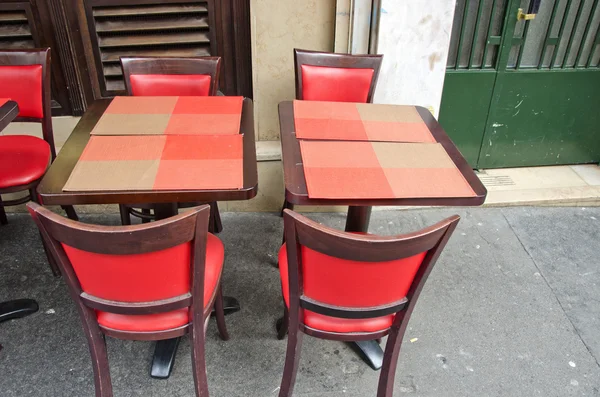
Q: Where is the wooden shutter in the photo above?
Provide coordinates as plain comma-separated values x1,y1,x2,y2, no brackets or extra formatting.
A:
0,1,73,115
84,0,216,96
0,7,35,49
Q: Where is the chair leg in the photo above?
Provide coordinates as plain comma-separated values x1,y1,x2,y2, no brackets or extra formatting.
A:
141,209,152,224
118,205,131,225
280,199,294,217
376,325,404,397
191,313,210,397
62,206,79,221
214,284,229,341
39,232,61,277
210,202,223,234
0,199,7,225
278,319,303,397
276,305,289,340
28,188,60,276
83,317,113,397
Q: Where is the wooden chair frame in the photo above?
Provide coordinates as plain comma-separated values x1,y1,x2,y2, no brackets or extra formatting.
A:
28,202,228,397
118,56,223,232
277,209,460,397
281,49,384,215
294,48,383,103
0,49,55,158
0,49,77,273
120,56,222,97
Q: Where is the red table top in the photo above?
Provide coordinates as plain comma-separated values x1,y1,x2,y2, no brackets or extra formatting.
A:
91,96,243,136
63,96,246,193
279,101,487,207
293,100,435,143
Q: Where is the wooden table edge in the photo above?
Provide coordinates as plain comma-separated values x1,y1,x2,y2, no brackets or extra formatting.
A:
279,100,488,207
0,100,19,132
38,98,259,206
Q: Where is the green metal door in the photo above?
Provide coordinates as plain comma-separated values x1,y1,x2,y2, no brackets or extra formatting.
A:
439,0,600,168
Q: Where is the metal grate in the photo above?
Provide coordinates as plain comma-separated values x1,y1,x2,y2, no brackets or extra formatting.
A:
0,10,34,49
89,2,212,94
447,0,509,70
478,174,516,186
509,0,600,69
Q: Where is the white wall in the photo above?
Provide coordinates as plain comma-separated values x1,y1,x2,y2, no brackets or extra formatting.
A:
374,1,457,117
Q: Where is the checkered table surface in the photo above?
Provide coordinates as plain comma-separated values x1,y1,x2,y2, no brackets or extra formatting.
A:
64,134,243,191
293,100,435,143
299,140,476,199
91,96,244,136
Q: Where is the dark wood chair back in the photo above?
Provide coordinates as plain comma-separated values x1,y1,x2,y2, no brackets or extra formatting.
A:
0,48,55,159
120,56,221,97
283,209,459,325
277,209,460,397
294,48,383,103
27,202,217,397
28,202,212,338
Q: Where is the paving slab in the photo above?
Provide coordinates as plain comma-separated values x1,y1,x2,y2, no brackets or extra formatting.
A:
0,208,599,396
501,207,600,368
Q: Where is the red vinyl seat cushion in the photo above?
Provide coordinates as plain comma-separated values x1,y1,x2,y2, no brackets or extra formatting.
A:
301,64,374,103
0,65,43,118
0,135,50,189
63,233,224,333
130,74,212,97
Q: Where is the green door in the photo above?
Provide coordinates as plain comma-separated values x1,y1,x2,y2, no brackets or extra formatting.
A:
440,0,600,168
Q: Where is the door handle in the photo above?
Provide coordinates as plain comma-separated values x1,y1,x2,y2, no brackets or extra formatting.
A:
517,8,536,20
517,0,542,20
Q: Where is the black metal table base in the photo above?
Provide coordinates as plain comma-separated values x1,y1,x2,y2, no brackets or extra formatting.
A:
349,340,384,370
150,296,240,379
0,299,39,352
0,299,39,323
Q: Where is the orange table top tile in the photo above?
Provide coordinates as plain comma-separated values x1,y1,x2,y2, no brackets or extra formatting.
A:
299,140,476,199
63,135,243,191
91,96,244,136
293,100,435,143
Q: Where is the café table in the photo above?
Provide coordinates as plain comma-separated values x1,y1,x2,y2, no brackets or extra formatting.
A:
0,100,39,334
37,97,258,377
278,100,487,370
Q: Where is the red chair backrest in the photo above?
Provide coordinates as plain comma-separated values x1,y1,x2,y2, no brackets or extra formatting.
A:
28,203,210,308
300,245,426,307
130,74,212,97
294,49,383,103
120,56,221,97
62,243,191,302
300,65,374,103
0,49,49,119
283,210,459,315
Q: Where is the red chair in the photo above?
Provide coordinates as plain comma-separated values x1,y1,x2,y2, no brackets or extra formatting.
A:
27,202,229,397
0,48,77,275
118,56,223,232
281,49,383,214
276,210,459,397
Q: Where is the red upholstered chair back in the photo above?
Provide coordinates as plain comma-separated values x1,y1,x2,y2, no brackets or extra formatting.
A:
0,48,55,158
27,202,211,319
120,56,222,97
294,49,383,103
282,210,459,321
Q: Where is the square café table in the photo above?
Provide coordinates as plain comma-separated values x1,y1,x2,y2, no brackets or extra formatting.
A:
37,97,258,378
278,100,487,370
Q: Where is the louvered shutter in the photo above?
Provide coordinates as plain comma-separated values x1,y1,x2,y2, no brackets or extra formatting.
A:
84,0,216,96
0,8,35,50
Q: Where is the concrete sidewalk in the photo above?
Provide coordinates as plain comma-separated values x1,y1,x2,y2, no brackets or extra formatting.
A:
0,207,599,396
